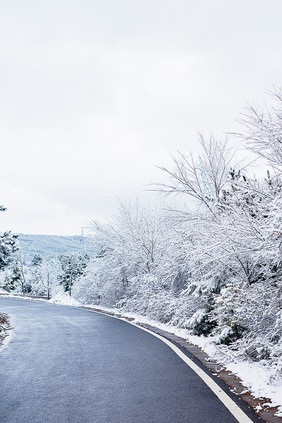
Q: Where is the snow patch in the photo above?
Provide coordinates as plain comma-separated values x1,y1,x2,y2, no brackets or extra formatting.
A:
225,361,282,417
49,292,81,306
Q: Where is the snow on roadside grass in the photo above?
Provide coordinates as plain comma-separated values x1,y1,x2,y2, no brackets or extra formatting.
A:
1,296,105,311
82,303,282,417
48,292,81,306
0,292,81,307
0,293,47,301
225,361,282,417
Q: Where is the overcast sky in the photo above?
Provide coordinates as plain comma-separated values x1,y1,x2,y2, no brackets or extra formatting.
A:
1,0,281,235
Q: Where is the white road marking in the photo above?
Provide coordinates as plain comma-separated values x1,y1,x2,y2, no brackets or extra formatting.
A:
81,307,254,423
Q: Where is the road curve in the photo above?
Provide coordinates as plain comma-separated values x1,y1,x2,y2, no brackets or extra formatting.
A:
0,298,258,423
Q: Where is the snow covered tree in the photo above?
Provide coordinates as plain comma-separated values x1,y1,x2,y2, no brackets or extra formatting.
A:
3,256,27,294
156,136,238,213
40,256,61,299
237,87,282,172
83,202,169,306
155,93,282,350
0,205,19,293
0,205,18,271
29,254,45,296
0,231,18,271
57,254,89,297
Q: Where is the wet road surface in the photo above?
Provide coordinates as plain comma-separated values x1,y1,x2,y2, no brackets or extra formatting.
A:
0,298,255,423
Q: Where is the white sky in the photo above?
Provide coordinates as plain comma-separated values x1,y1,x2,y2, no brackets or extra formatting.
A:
1,0,281,235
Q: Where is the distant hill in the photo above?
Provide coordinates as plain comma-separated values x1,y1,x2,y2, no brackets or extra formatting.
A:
18,234,94,263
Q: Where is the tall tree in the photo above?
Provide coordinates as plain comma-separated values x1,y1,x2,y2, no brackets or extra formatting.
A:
0,205,18,272
58,254,89,297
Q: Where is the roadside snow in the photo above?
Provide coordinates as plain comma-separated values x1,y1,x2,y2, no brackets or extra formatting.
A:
48,292,81,306
225,361,282,417
0,292,81,307
185,335,282,417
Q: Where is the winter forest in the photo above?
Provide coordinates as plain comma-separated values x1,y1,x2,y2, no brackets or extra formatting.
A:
1,90,281,383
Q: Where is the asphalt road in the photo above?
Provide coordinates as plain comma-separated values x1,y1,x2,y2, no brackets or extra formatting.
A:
0,298,256,423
